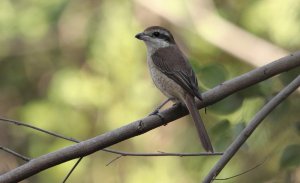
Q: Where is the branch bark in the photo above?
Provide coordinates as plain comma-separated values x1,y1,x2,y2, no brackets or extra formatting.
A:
0,52,299,183
202,75,300,183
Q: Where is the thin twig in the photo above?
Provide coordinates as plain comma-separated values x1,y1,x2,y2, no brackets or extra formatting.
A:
0,146,31,162
0,118,79,143
213,157,268,181
106,155,123,166
202,75,300,183
105,151,223,166
62,157,83,183
104,149,223,156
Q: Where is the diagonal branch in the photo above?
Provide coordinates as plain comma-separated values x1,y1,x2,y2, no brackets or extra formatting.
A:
202,75,300,183
0,52,299,183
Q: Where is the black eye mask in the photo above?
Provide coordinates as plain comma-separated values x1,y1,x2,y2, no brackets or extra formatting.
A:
152,32,173,43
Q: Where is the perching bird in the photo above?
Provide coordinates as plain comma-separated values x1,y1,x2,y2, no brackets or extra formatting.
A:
135,26,213,152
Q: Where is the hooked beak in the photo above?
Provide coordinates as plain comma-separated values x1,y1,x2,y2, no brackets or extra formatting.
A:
135,32,147,40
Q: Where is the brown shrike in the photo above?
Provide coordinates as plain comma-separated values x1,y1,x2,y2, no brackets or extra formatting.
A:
135,26,214,152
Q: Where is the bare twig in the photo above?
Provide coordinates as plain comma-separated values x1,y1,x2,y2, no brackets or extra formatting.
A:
106,155,123,166
104,151,223,166
104,150,223,157
213,157,268,181
202,75,300,183
0,146,31,162
62,157,83,183
0,52,299,183
0,118,79,143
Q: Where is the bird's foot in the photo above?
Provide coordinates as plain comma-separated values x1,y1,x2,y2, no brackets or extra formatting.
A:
148,110,167,125
172,102,183,109
148,109,159,116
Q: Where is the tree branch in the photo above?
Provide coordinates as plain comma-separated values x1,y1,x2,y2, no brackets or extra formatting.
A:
202,75,300,183
0,52,299,183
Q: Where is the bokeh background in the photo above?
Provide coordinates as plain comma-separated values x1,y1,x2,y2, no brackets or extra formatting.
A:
0,0,299,182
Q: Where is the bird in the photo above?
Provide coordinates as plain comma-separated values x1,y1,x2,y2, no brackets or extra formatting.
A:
135,26,214,152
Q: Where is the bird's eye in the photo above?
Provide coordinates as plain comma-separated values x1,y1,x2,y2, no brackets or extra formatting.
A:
152,31,160,37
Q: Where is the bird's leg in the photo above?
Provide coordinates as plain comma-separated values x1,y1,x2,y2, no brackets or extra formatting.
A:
148,98,172,116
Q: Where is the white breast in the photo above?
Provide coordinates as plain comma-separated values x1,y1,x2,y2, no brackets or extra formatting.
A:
147,55,186,102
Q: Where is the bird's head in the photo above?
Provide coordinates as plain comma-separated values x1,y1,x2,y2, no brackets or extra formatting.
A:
135,26,176,52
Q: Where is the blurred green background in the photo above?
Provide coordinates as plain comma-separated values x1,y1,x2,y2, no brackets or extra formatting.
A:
0,0,299,182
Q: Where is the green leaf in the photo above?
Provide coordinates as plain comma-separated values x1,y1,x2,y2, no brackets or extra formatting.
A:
211,120,231,134
280,144,300,169
197,63,228,89
233,122,246,138
209,94,244,115
295,121,300,135
211,120,232,150
279,68,300,86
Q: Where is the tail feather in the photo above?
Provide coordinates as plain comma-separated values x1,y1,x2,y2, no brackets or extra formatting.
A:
184,94,214,152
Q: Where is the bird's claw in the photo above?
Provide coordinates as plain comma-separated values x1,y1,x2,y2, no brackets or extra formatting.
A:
148,109,159,116
172,102,182,108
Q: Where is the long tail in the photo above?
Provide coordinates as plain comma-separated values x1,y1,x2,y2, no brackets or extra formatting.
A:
184,94,214,152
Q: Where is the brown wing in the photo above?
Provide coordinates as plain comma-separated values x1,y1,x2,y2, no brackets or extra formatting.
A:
151,46,202,100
